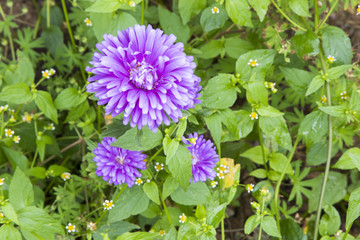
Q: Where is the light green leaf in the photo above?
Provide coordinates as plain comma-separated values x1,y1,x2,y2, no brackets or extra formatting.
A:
346,187,360,230
292,30,319,57
333,148,360,170
321,26,352,65
1,146,27,171
201,74,237,109
1,203,19,224
86,0,122,12
249,169,267,178
158,6,190,43
143,182,160,205
259,116,292,151
178,0,206,24
269,153,292,173
112,126,163,151
170,182,211,206
167,145,192,190
289,0,311,17
205,112,222,147
90,12,137,42
0,83,32,104
279,219,305,240
35,91,58,124
13,51,35,85
225,0,252,27
54,87,83,110
162,176,179,200
207,203,227,228
240,146,269,165
319,105,346,117
328,65,353,80
117,232,158,240
235,110,255,139
108,187,149,223
0,224,22,240
319,205,340,236
298,110,328,145
257,105,283,117
248,0,270,21
9,168,34,211
246,81,268,105
163,136,179,161
262,216,281,237
198,40,222,59
65,100,90,123
200,5,228,33
305,75,324,96
224,38,254,59
244,215,260,234
280,67,314,94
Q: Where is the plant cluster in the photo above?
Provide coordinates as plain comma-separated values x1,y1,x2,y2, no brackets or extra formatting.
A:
0,0,359,240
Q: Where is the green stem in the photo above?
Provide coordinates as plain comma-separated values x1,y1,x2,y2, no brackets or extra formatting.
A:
313,50,332,240
258,199,265,240
342,222,352,240
221,218,225,240
314,0,319,32
96,185,126,224
274,135,300,237
257,124,268,171
147,147,163,163
270,0,306,31
46,0,50,28
317,0,340,31
159,189,172,224
141,0,145,25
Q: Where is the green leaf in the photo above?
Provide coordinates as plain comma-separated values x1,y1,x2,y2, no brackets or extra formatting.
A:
308,171,347,212
54,87,83,110
9,168,34,211
262,216,281,237
319,105,346,117
13,51,35,85
205,112,222,147
90,12,137,42
143,182,160,205
269,153,292,174
201,74,237,109
0,83,32,104
17,206,64,237
35,91,58,124
224,37,254,59
94,221,140,240
0,224,22,240
248,0,270,21
298,110,328,145
158,6,190,43
235,49,276,81
249,169,267,178
235,110,255,139
288,0,311,17
1,203,19,224
164,225,177,240
36,135,53,161
319,205,340,236
321,26,352,65
112,127,163,151
167,145,192,190
280,67,314,94
109,187,149,223
207,203,226,228
328,65,353,80
244,215,260,234
163,137,179,161
162,176,179,200
65,100,90,123
279,219,305,240
200,5,228,33
25,167,46,179
41,26,64,56
178,0,206,24
86,0,122,12
305,75,324,96
240,146,269,165
101,118,132,138
198,40,222,59
171,182,210,206
47,165,69,177
225,0,253,27
257,105,283,117
246,81,268,105
346,187,360,230
176,118,187,138
333,148,360,170
292,31,320,57
259,116,292,151
117,232,158,240
1,146,27,171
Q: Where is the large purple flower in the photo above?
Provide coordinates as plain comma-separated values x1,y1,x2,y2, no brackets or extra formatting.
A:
183,133,219,183
86,24,201,131
93,137,146,187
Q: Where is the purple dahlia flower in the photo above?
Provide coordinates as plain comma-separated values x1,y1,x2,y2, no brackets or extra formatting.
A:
183,133,219,183
93,137,146,187
86,24,201,131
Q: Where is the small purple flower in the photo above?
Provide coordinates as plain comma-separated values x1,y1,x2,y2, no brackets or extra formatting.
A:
183,133,219,183
86,24,201,132
93,137,146,187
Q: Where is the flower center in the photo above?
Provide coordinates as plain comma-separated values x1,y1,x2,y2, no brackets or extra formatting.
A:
115,155,125,165
129,61,158,90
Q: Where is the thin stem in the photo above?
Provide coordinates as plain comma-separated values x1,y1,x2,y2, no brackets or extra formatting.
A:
46,0,50,28
147,147,163,163
96,185,126,224
258,199,265,240
342,222,353,240
221,218,225,240
313,50,332,240
257,124,268,171
317,0,340,31
159,190,172,224
141,0,145,25
270,0,306,31
274,135,300,236
314,0,319,32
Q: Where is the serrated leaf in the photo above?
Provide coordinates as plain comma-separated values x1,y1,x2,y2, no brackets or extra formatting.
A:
292,31,319,57
262,216,281,237
289,0,311,17
158,6,190,43
162,176,179,200
333,148,360,170
298,110,328,145
240,146,269,165
35,91,58,124
9,168,34,211
328,65,353,80
225,0,253,27
178,0,206,24
305,75,324,96
346,187,360,230
205,112,222,147
244,215,260,234
259,116,292,151
0,83,32,104
322,26,352,65
257,105,283,117
170,182,210,205
248,0,270,21
319,105,346,117
143,182,160,205
86,0,122,12
166,145,192,190
200,5,228,33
